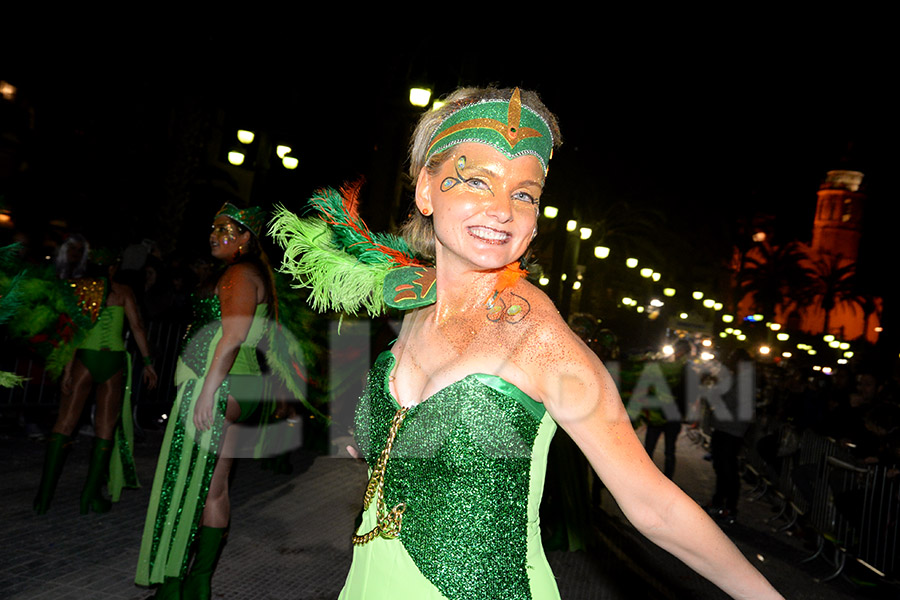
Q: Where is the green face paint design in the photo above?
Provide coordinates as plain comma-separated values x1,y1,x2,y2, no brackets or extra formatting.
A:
439,155,495,196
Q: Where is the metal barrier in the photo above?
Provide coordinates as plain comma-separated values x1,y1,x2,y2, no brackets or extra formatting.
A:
743,423,899,583
856,464,900,578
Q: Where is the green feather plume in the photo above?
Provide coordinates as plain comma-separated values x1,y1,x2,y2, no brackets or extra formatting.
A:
308,186,415,266
270,206,392,317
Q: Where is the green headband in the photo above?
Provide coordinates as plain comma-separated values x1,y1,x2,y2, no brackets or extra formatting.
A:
425,88,554,172
215,203,265,238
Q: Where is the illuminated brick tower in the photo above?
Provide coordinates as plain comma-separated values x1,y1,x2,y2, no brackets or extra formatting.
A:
811,169,865,262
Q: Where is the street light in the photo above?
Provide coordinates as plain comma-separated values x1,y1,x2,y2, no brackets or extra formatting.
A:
409,87,432,107
227,150,246,166
237,130,255,144
625,257,638,268
276,145,292,159
663,288,676,297
594,246,609,259
692,291,703,300
282,156,299,170
543,206,559,219
579,227,592,240
640,268,653,278
566,220,577,232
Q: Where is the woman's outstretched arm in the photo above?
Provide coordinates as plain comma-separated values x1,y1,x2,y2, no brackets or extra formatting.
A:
534,328,783,600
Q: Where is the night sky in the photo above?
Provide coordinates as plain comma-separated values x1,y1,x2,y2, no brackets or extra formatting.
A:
3,28,897,303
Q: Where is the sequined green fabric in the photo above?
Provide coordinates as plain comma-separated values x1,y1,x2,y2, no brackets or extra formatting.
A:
354,352,547,600
179,295,221,376
136,296,230,586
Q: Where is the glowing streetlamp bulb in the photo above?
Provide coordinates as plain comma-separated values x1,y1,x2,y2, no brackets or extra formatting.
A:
701,352,715,360
759,346,771,355
713,302,723,311
572,281,582,290
543,206,559,219
828,340,841,348
702,299,715,308
625,257,638,268
692,291,703,300
752,314,764,322
652,272,661,281
679,312,688,319
769,323,782,331
776,333,789,341
432,100,445,111
622,297,633,305
650,298,664,307
839,342,850,350
640,268,653,278
236,130,254,144
276,145,292,158
737,334,746,341
227,151,245,166
594,246,610,259
282,156,299,170
823,334,835,342
783,352,792,358
538,277,549,286
566,220,577,232
844,351,854,358
722,314,734,323
663,288,676,297
662,345,674,356
409,87,432,107
579,227,592,240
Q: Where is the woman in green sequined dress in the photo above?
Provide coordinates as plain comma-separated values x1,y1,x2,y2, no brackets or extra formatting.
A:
331,88,783,599
136,204,273,598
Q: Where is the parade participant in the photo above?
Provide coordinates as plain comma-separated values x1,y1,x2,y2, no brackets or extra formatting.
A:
136,203,274,599
272,87,782,599
33,252,158,515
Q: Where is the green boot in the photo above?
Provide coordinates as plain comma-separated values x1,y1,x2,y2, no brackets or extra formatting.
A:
182,527,227,600
80,437,112,514
152,576,182,599
33,432,72,515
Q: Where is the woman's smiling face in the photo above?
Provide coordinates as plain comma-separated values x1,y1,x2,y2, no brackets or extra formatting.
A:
416,143,544,273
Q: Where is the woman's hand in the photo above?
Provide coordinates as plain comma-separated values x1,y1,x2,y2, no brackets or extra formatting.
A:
143,364,159,390
193,388,216,431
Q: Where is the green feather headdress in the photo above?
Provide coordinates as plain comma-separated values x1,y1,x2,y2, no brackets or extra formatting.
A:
270,182,425,317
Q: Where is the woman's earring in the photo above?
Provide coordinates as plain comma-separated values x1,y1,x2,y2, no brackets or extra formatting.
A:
422,207,432,216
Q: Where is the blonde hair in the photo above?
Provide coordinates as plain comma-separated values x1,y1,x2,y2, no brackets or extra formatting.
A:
400,86,562,262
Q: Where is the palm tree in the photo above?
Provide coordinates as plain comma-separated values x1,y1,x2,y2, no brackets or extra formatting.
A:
737,241,815,320
811,254,866,336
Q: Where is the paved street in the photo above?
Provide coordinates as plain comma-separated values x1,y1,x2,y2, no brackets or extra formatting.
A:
0,424,891,599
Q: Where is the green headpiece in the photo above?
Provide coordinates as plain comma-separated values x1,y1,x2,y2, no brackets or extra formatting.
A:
215,203,265,238
425,88,554,172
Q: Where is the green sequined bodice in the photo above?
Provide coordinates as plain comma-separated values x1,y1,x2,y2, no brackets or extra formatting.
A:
354,351,554,600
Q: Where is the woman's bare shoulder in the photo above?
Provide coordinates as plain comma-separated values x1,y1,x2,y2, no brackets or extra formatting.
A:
218,261,264,289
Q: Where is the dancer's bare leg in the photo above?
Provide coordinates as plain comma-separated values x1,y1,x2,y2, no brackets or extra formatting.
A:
201,396,241,528
93,370,123,440
52,361,93,436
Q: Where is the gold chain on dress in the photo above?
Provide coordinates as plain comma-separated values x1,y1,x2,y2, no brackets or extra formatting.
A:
352,407,409,545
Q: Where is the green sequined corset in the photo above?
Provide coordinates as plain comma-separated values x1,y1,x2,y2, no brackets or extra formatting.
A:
354,351,555,600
